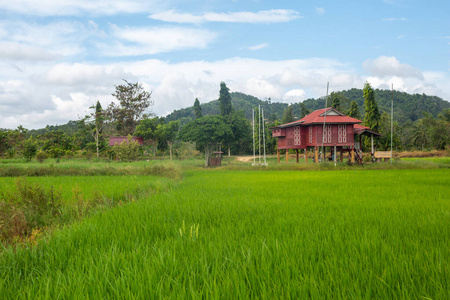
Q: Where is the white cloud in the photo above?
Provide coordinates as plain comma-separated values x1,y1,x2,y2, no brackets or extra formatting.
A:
283,89,306,102
99,25,217,56
0,42,55,61
0,20,93,60
149,9,301,24
247,43,269,51
1,57,449,129
1,0,164,16
315,7,325,15
382,17,408,21
363,56,423,79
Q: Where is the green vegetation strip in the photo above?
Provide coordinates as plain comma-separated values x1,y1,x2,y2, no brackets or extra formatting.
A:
1,169,449,298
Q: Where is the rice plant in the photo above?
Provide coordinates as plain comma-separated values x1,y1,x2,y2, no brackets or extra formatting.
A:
0,169,449,298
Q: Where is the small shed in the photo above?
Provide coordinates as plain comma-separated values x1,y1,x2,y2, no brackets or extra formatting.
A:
108,136,144,146
209,151,223,166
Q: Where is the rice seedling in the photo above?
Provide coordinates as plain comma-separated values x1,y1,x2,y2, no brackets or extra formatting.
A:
0,168,448,298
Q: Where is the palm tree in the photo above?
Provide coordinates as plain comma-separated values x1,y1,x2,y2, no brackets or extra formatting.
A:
411,119,430,150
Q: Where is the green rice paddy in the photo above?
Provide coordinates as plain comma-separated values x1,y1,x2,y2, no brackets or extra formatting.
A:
0,167,449,298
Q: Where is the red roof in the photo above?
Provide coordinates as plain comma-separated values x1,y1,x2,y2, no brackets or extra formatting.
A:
353,124,382,136
279,107,362,128
109,136,144,146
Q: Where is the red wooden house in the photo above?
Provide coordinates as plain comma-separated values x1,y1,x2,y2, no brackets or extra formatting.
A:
271,107,380,163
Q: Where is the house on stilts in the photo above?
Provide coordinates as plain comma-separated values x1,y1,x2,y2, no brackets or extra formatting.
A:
271,107,381,163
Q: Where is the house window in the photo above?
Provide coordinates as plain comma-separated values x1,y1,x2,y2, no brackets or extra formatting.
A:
309,126,313,144
338,124,347,143
323,125,332,143
294,126,301,145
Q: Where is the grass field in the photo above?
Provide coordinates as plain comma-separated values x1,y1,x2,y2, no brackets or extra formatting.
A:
1,167,449,298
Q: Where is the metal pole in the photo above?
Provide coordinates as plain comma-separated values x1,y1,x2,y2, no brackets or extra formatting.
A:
391,84,393,164
258,104,261,165
262,108,266,165
252,109,255,165
321,82,329,162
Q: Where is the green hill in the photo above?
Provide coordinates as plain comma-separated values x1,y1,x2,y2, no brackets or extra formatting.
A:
165,89,450,124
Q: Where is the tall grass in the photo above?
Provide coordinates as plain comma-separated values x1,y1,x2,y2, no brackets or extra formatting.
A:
0,175,174,246
0,169,448,298
0,159,183,179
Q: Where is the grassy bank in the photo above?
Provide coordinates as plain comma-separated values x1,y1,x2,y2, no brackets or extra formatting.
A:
1,169,448,298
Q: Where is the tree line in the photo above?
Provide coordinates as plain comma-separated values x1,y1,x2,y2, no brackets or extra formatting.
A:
0,81,449,163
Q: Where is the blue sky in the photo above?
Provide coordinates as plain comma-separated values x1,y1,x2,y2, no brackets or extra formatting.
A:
0,0,449,129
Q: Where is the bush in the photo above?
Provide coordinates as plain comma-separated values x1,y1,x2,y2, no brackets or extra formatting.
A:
36,150,48,163
22,138,37,162
112,136,141,162
0,178,61,244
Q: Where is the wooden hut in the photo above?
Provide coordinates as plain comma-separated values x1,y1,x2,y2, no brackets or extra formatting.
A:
271,107,381,163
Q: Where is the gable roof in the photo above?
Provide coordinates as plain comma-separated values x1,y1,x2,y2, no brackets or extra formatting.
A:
275,107,362,129
353,124,382,136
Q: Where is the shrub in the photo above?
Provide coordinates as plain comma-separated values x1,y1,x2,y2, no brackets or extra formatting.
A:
0,178,61,244
22,138,37,162
112,136,141,162
36,150,48,163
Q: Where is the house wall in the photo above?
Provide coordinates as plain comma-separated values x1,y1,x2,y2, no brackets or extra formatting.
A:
308,124,354,147
274,124,355,150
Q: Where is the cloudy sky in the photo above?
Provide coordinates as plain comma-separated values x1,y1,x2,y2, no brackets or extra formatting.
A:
0,0,449,129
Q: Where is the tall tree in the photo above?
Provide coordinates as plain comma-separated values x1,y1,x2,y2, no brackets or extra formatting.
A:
219,82,232,116
83,100,106,159
330,92,341,111
134,117,164,157
108,80,153,136
193,98,202,119
363,82,380,133
156,121,179,160
363,82,380,150
180,115,233,167
347,101,361,119
281,106,295,124
300,103,311,118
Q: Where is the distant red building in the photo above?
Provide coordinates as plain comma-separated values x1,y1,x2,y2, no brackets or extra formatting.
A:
271,107,381,163
108,136,144,147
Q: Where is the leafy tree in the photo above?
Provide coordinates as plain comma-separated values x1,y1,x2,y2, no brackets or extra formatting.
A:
363,82,381,150
0,130,8,156
134,117,164,157
378,112,401,151
180,115,233,167
227,111,252,155
410,119,431,150
347,101,361,119
363,82,380,132
193,98,202,119
38,130,75,158
330,92,341,111
155,121,179,160
22,137,37,162
281,106,294,124
300,103,311,118
108,80,153,136
219,82,232,116
82,100,107,159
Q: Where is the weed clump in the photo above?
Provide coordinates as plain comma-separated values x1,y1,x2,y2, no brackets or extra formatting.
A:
0,178,61,245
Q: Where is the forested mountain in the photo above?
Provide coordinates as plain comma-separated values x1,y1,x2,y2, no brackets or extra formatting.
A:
165,89,450,124
165,92,287,122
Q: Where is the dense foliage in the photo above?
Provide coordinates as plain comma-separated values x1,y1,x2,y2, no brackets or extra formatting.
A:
0,83,449,162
